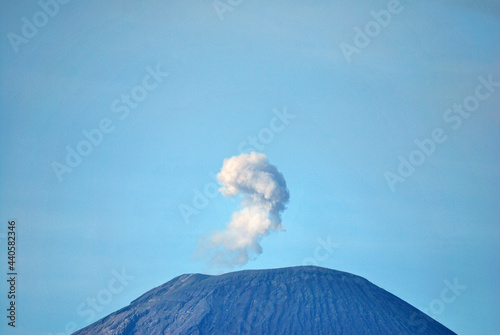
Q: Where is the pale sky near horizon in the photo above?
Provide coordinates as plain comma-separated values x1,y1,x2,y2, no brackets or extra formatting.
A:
1,1,499,334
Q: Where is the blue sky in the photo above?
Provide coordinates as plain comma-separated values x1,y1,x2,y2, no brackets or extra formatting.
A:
0,0,499,334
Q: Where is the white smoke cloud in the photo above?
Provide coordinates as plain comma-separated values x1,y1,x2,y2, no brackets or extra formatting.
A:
207,152,289,268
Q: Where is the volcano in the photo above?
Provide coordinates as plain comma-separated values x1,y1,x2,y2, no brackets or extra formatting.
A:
73,266,456,334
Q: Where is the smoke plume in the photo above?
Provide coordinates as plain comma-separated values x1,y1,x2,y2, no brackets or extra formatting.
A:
208,152,289,268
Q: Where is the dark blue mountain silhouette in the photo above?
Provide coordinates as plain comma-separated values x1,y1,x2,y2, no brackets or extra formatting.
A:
73,266,456,335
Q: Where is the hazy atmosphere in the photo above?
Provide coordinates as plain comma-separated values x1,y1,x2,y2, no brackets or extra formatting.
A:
1,0,499,334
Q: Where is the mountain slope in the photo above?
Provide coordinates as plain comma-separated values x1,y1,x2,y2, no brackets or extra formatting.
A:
73,266,456,335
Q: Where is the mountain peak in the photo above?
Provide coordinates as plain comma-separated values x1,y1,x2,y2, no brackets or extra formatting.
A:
74,266,456,335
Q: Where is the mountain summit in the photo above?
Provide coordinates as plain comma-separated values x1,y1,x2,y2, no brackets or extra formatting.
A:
73,266,456,335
